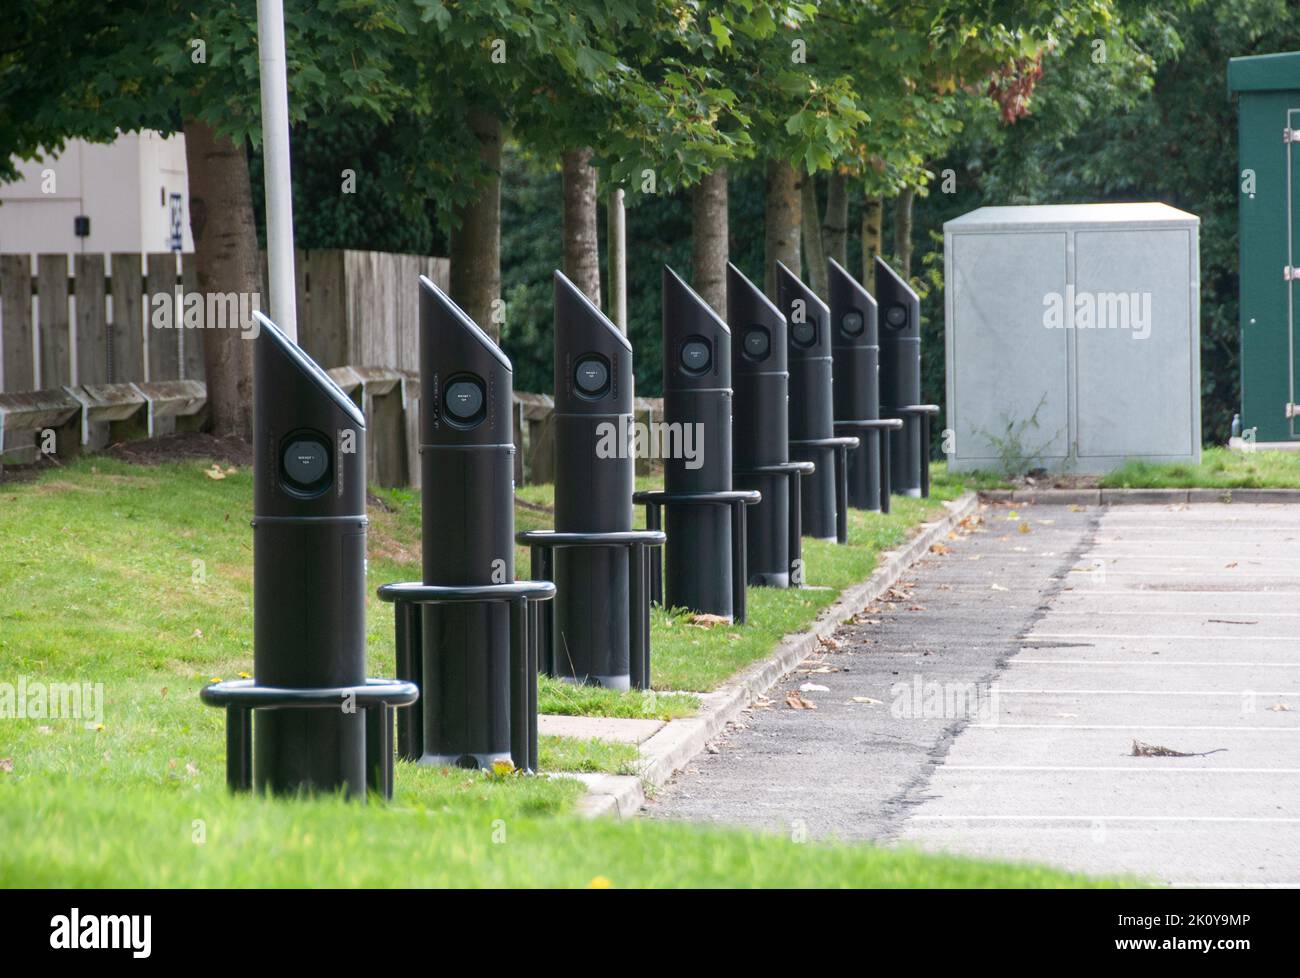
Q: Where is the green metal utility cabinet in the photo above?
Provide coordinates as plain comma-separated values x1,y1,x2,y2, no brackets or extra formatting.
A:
1229,51,1300,443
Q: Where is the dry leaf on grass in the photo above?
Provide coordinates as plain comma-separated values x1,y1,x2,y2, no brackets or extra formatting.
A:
785,691,817,710
203,465,227,480
0,758,13,773
689,613,731,628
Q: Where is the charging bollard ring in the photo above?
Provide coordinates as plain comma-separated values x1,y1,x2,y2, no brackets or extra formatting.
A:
893,404,940,498
786,435,860,545
517,529,666,691
834,418,904,514
633,488,761,623
734,460,815,586
377,580,556,774
200,678,420,799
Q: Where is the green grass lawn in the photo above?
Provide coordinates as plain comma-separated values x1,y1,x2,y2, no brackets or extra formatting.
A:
1100,445,1300,488
0,452,1129,886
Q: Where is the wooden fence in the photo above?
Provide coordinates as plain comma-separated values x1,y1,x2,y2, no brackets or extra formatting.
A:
0,249,449,392
0,248,661,485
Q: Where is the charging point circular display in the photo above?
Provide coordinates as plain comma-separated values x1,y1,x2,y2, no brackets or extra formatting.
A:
884,303,908,330
742,327,770,361
444,376,486,427
841,310,865,337
574,356,610,397
281,434,331,495
680,338,711,374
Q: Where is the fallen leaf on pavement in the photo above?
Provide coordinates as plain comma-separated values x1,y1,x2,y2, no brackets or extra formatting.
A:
786,691,817,710
990,583,1008,591
1132,740,1226,758
1268,703,1293,712
799,682,830,693
850,696,883,705
929,542,952,555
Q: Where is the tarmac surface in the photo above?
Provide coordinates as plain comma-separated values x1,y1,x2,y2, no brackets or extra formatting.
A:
647,502,1300,886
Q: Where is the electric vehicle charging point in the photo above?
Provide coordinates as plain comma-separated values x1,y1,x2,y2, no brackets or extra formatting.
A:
827,257,899,513
632,267,759,624
200,311,418,800
776,262,858,543
727,263,813,587
523,271,664,690
875,257,937,498
375,277,553,772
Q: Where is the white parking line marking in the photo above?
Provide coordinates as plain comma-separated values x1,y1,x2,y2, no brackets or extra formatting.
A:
943,766,1300,774
1010,659,1300,667
909,815,1300,823
995,689,1300,695
1023,633,1300,642
1043,610,1300,617
969,724,1300,731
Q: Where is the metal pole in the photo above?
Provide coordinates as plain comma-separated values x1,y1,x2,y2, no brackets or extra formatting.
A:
257,0,298,340
608,188,628,331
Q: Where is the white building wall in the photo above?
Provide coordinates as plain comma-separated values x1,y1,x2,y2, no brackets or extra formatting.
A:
0,131,193,255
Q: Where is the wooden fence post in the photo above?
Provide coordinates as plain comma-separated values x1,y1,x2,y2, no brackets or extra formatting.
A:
75,254,109,386
110,253,145,383
1,254,35,392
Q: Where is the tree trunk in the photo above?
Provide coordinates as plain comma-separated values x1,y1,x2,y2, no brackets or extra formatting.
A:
800,172,827,296
183,118,258,441
822,170,849,271
763,159,801,300
562,147,601,307
449,109,502,339
691,168,728,316
607,187,627,331
894,187,915,281
862,194,883,293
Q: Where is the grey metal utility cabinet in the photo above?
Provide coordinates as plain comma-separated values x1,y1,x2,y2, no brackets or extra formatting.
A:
944,203,1201,475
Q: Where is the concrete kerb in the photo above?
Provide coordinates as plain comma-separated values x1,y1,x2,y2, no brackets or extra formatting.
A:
572,491,982,818
979,487,1300,506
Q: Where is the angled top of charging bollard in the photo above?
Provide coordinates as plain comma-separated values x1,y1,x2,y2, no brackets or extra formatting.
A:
553,269,632,415
873,256,920,340
827,257,878,351
775,261,831,361
726,262,787,377
419,274,512,446
662,265,730,391
252,310,366,517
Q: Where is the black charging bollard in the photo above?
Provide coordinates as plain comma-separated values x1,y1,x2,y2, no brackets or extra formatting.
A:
379,278,554,772
415,276,514,767
728,262,812,587
875,256,931,498
551,270,635,688
828,257,892,512
201,312,418,800
650,266,743,618
776,261,840,541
